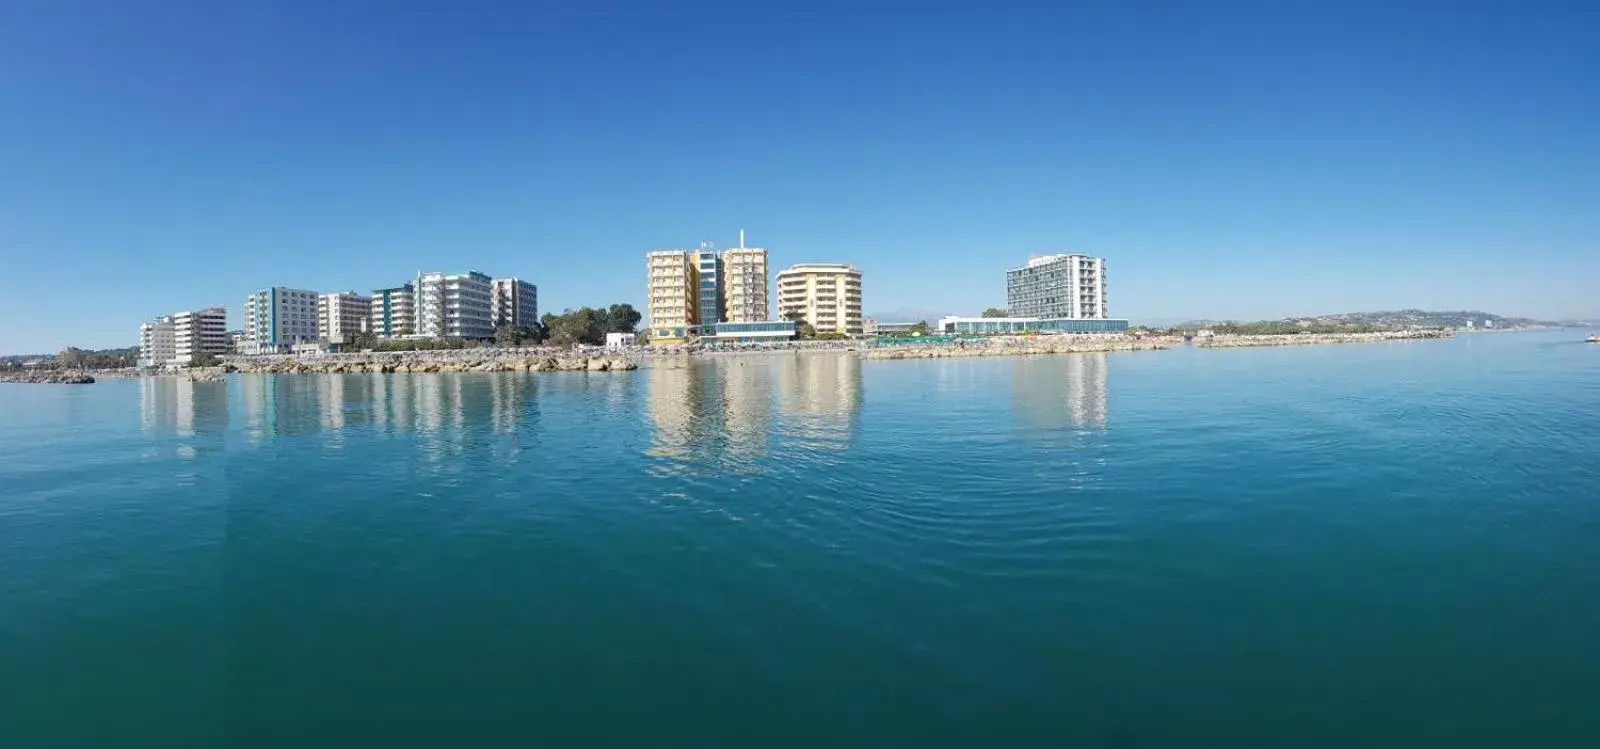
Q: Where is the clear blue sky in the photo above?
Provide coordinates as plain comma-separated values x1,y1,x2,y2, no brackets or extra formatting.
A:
2,0,1596,351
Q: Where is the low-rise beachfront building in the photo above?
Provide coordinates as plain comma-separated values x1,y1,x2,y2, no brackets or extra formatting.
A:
706,320,796,345
605,332,637,349
865,320,920,337
937,316,1130,335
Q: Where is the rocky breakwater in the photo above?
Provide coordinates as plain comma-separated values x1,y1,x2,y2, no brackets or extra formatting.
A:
1194,330,1451,348
862,335,1167,361
0,370,96,384
226,350,639,375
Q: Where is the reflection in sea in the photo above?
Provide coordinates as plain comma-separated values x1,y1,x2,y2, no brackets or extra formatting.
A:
138,357,870,474
1012,353,1108,430
644,353,864,474
776,352,862,451
139,376,228,460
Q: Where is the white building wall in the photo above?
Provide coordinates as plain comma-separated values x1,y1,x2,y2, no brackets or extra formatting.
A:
171,307,228,365
416,271,494,339
491,278,539,328
318,292,372,343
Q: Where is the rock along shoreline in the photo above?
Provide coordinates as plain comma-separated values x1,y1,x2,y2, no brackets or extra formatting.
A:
2,330,1453,383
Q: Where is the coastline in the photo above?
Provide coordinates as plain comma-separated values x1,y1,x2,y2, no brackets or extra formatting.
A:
3,330,1457,382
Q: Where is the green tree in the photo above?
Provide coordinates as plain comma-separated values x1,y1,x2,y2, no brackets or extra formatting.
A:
542,308,607,347
783,311,817,340
606,303,642,334
981,308,1009,318
909,321,931,336
494,324,520,347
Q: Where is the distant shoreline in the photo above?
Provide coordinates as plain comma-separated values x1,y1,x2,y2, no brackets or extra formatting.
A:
2,330,1463,383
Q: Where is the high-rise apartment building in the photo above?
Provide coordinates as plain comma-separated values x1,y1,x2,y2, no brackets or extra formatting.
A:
646,250,699,344
1005,253,1108,319
172,307,228,364
244,287,319,354
694,249,721,335
139,315,176,367
776,263,864,337
317,291,372,344
720,247,769,322
371,283,416,338
490,277,539,328
415,271,494,339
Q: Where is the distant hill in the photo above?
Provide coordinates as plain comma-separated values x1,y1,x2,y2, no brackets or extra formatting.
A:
1172,310,1562,332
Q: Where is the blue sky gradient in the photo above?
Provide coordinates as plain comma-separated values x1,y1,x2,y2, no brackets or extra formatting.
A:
2,0,1596,351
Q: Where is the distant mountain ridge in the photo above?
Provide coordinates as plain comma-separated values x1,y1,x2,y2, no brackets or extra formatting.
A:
1173,310,1561,331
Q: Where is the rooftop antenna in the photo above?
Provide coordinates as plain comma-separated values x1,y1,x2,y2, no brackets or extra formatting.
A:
739,229,745,249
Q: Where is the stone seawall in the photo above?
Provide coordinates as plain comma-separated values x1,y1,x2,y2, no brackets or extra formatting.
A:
0,370,96,384
1192,330,1451,348
862,336,1168,360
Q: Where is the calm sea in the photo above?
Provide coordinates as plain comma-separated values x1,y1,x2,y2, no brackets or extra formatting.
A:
3,331,1597,747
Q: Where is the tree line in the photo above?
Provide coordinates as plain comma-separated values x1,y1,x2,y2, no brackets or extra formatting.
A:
345,303,643,351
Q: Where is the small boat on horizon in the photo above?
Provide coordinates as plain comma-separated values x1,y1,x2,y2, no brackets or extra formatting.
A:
1588,335,1600,343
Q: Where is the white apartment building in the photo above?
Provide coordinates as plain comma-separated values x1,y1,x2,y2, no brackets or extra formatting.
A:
317,291,372,344
720,247,769,323
172,307,228,365
415,271,494,339
646,250,699,344
243,287,320,354
490,277,539,328
371,283,416,338
138,315,176,367
1005,253,1109,319
776,263,864,337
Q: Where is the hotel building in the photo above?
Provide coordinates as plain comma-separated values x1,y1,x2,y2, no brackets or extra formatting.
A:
415,271,494,339
172,307,229,364
775,262,863,337
243,287,319,354
1005,253,1108,319
646,250,700,344
317,291,371,344
138,316,176,367
720,246,768,322
490,277,539,328
371,283,416,338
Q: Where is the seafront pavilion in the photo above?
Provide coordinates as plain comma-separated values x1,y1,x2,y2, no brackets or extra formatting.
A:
938,316,1130,335
705,320,797,344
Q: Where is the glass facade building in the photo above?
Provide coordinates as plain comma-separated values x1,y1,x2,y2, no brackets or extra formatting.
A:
938,316,1129,335
706,320,796,344
695,250,721,336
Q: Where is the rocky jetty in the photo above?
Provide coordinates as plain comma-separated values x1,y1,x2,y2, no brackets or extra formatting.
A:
862,336,1167,360
223,350,639,375
1193,330,1450,348
0,370,96,384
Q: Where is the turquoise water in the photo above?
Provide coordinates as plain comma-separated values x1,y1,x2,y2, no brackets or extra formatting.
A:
3,332,1598,747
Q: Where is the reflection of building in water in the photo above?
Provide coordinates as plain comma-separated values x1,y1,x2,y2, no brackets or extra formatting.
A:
776,352,862,448
490,373,526,434
140,376,228,445
239,374,322,441
318,374,348,431
717,359,774,461
1012,353,1108,430
646,363,697,459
